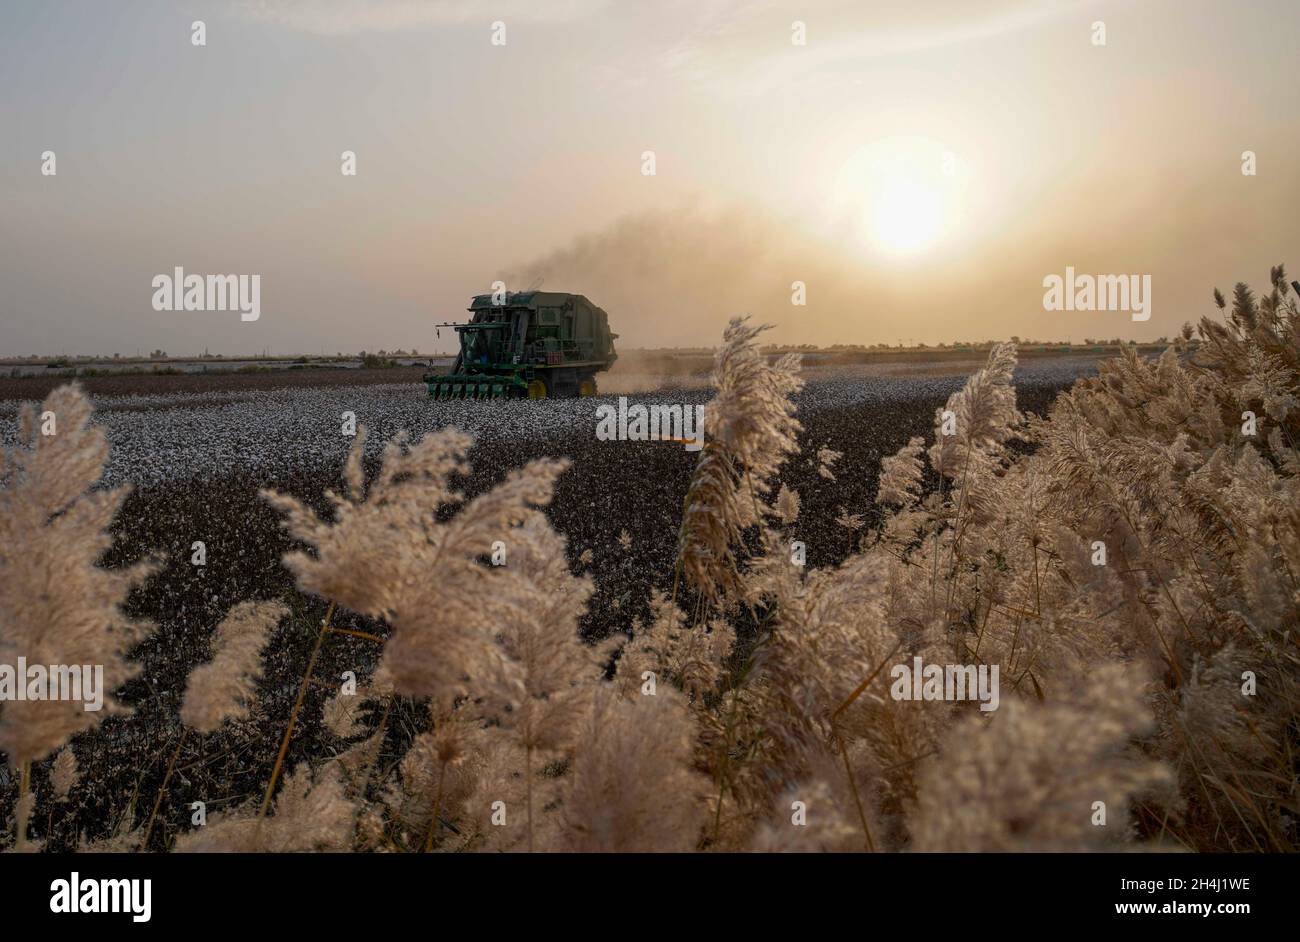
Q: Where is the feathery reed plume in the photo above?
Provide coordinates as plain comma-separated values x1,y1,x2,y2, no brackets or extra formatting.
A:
911,667,1172,851
180,600,289,733
677,317,803,609
676,443,745,607
322,686,368,739
475,515,600,852
928,342,1021,532
142,600,289,848
49,746,79,801
817,446,842,481
400,712,475,851
773,483,801,524
748,763,867,853
263,428,569,702
928,343,1020,478
615,591,734,701
834,509,865,535
0,384,155,769
560,686,709,852
458,736,565,853
876,436,926,508
174,761,356,852
722,549,896,819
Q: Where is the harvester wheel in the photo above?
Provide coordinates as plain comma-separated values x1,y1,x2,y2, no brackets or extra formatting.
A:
526,378,548,400
578,377,597,397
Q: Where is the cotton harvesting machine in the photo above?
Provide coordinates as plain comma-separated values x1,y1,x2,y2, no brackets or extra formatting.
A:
424,291,618,400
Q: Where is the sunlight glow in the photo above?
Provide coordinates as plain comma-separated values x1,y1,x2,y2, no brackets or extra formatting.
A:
871,177,944,253
831,136,966,257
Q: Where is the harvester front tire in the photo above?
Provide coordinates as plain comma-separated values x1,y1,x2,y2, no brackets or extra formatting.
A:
579,377,597,397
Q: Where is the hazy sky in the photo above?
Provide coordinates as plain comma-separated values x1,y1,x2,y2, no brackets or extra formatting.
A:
2,0,1297,356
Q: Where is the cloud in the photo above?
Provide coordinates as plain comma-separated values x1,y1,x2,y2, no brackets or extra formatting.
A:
236,0,608,35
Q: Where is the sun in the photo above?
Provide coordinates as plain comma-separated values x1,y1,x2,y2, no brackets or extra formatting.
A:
871,176,944,254
831,136,965,257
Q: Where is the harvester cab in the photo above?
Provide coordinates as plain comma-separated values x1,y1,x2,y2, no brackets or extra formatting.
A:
424,292,618,400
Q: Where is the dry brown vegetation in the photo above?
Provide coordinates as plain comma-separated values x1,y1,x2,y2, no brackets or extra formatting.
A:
2,267,1297,852
0,367,432,404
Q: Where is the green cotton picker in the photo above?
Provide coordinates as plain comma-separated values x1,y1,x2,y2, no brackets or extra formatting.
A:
424,291,619,400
